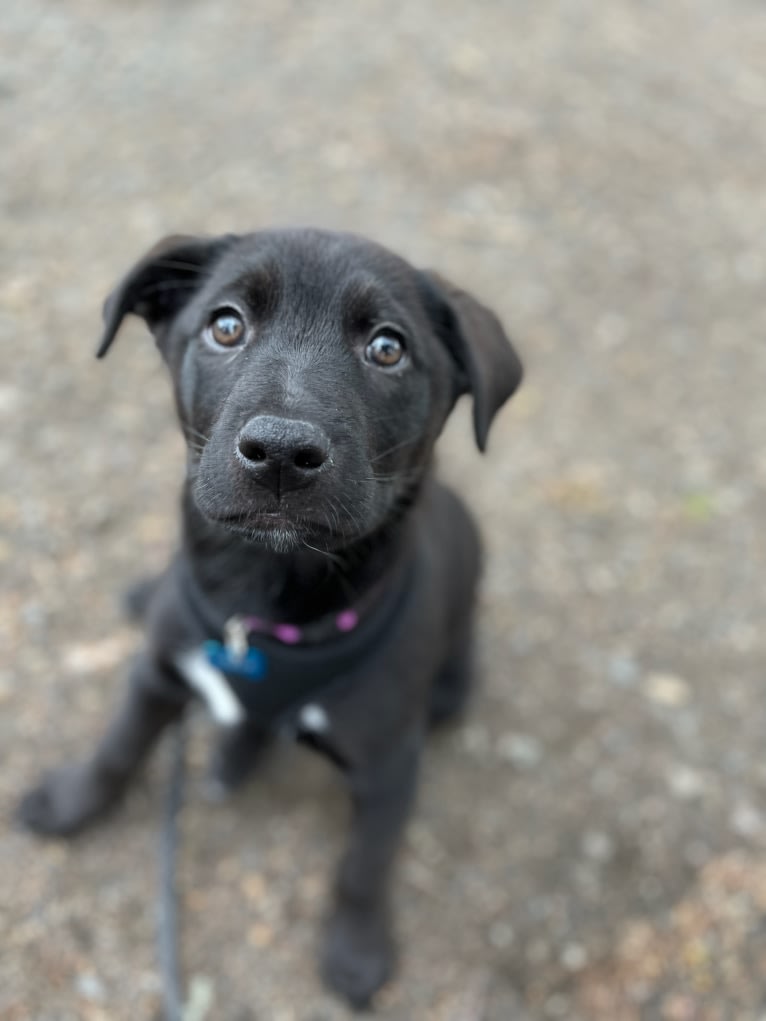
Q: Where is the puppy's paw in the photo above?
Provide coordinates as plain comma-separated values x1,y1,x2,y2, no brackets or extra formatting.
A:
16,764,122,837
320,904,395,1010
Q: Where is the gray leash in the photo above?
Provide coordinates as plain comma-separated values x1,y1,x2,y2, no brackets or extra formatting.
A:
157,718,187,1021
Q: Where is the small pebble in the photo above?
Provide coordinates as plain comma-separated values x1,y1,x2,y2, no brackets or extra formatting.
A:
247,923,275,948
0,382,21,414
644,672,692,707
496,732,543,769
730,802,765,839
668,765,707,800
661,993,698,1021
241,873,267,902
75,972,106,1002
608,653,640,687
581,829,616,863
561,942,588,972
488,920,515,950
62,634,134,675
185,975,215,1021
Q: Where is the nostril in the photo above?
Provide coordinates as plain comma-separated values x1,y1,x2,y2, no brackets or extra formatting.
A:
293,446,326,471
238,439,268,463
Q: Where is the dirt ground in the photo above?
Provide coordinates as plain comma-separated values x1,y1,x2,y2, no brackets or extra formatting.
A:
2,2,766,1019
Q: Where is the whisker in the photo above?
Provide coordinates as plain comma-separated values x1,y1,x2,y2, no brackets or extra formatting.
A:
369,434,423,463
364,469,424,484
301,535,344,567
183,426,210,444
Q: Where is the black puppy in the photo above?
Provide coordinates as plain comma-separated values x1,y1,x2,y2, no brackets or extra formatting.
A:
18,229,522,1007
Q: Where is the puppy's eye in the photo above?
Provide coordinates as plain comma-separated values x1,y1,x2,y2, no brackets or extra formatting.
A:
366,332,405,368
206,309,246,348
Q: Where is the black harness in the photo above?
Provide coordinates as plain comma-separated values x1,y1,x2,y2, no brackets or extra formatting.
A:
181,559,413,726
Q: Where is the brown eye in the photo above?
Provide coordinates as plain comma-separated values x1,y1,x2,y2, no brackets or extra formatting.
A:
208,309,246,347
366,332,405,368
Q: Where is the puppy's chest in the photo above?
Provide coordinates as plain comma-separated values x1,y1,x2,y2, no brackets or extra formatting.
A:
176,551,416,731
173,592,392,731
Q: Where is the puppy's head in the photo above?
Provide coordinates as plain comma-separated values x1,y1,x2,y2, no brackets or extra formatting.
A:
99,229,522,552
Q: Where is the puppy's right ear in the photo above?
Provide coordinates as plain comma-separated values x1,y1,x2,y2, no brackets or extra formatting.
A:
96,234,237,358
418,270,523,452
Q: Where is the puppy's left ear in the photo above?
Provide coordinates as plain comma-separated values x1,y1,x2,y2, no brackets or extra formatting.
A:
419,271,523,451
97,233,237,357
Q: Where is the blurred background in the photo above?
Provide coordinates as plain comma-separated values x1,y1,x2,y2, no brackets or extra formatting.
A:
2,1,765,1019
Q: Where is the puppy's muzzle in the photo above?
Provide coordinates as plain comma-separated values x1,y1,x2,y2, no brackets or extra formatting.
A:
235,415,330,499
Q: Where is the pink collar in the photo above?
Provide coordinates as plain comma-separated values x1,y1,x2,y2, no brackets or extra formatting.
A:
221,588,383,657
224,607,360,653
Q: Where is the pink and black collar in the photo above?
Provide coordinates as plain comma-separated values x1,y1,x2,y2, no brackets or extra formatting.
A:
223,603,364,657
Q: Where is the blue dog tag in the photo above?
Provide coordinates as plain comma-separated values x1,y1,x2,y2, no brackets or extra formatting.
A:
203,640,268,681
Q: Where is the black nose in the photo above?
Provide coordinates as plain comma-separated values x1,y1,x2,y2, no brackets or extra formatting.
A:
236,415,330,497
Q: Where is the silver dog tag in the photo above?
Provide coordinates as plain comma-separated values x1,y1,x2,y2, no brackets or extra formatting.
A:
223,615,249,661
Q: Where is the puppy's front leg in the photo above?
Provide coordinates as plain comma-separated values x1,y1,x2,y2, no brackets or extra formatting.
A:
321,730,422,1008
17,651,189,837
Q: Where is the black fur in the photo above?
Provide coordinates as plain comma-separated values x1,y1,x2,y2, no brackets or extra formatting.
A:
17,228,522,1008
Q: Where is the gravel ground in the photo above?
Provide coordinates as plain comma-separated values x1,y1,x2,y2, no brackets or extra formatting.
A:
2,2,766,1019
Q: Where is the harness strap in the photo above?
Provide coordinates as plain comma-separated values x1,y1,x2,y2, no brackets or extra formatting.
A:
181,555,415,727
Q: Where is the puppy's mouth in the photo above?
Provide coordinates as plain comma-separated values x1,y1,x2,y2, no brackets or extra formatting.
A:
208,510,323,533
188,461,383,552
198,505,347,552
